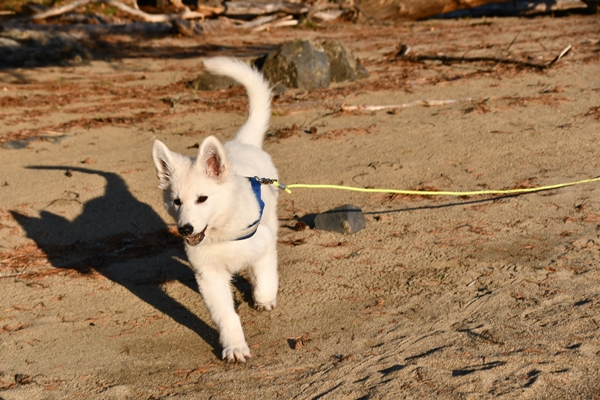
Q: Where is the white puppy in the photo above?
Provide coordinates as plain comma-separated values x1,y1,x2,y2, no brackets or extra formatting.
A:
152,57,279,362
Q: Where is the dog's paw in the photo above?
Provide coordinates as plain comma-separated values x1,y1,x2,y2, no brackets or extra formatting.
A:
255,298,276,311
222,345,251,363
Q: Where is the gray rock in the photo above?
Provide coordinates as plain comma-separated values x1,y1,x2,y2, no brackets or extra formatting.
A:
1,135,69,150
321,39,369,82
314,204,366,234
261,39,330,90
1,140,30,150
190,73,239,91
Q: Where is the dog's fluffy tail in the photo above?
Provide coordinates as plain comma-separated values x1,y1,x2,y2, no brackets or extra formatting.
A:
203,57,271,149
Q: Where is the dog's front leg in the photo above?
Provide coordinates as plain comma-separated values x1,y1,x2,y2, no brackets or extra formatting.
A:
250,243,278,311
196,269,251,362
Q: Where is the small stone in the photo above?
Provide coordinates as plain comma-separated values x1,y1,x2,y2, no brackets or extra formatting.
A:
190,73,239,91
314,204,366,234
271,82,288,97
1,139,30,150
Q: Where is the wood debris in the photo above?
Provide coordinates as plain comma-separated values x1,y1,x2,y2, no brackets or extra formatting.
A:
1,0,593,41
2,0,358,37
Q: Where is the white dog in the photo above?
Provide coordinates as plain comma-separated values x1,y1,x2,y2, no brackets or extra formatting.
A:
152,57,279,363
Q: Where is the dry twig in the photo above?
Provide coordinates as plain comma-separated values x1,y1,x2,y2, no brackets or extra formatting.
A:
398,44,572,71
341,98,473,112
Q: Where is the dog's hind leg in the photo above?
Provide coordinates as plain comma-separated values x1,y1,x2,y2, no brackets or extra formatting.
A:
195,269,251,362
250,244,279,311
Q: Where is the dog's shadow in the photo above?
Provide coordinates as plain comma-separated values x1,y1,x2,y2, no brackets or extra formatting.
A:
11,166,220,356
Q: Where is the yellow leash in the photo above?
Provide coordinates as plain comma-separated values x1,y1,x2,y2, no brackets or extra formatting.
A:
265,176,600,196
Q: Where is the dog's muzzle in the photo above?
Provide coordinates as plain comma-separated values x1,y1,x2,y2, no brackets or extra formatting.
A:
179,224,207,246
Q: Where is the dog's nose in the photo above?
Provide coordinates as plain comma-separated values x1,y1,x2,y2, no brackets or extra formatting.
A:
178,224,194,237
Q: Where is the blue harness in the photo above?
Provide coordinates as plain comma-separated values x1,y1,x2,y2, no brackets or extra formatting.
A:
235,177,265,241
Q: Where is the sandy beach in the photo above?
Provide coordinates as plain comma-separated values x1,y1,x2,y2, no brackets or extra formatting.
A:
1,15,600,399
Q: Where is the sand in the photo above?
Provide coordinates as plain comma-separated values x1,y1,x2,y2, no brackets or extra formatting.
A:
1,15,600,399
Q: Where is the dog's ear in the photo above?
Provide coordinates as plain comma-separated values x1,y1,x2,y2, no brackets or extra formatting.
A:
198,136,229,179
152,140,177,189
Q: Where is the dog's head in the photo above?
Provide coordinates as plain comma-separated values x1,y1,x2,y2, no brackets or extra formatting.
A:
152,136,234,246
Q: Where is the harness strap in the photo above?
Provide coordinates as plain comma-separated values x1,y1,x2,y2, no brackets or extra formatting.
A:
234,177,265,241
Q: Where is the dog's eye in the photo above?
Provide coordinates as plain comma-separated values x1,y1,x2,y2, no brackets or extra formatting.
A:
174,198,182,206
196,195,208,204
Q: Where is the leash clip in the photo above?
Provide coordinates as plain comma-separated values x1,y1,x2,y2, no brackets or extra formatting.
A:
255,176,291,194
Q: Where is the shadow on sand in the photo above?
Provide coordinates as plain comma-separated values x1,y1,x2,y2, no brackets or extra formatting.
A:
11,166,220,355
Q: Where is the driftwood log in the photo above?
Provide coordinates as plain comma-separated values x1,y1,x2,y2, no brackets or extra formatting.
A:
355,0,588,20
355,0,507,20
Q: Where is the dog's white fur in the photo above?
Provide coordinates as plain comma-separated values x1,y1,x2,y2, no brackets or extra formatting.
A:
152,57,278,363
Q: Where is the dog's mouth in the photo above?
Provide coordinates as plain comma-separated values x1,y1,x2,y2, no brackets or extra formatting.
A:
184,225,207,246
